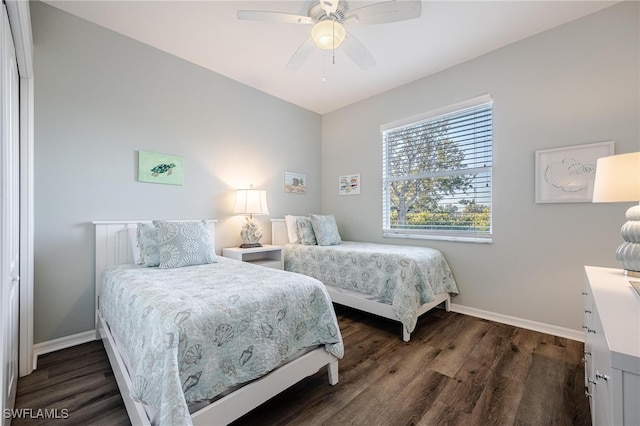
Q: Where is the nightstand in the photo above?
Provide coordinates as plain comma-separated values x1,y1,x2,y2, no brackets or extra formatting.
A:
222,245,283,270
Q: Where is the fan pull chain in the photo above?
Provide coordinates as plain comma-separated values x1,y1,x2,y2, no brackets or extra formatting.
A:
320,53,327,83
322,54,326,83
332,19,336,65
321,18,340,83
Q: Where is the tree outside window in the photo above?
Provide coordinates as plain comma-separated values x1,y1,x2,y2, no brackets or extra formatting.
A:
382,97,492,242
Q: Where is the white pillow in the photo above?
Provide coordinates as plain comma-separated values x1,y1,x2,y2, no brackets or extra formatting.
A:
128,224,142,264
285,215,305,244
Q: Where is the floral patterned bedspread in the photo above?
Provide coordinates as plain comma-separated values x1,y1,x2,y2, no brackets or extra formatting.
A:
99,257,343,426
284,242,458,333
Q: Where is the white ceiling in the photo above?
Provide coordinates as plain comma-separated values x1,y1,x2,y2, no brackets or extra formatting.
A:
43,0,619,114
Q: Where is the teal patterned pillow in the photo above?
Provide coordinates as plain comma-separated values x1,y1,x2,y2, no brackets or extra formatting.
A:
296,217,317,245
152,220,217,269
137,223,160,267
310,214,342,246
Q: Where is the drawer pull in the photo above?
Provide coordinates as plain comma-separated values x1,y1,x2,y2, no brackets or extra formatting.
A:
588,379,597,386
596,372,610,381
582,292,588,296
584,351,592,356
584,309,592,314
585,390,592,398
587,328,597,334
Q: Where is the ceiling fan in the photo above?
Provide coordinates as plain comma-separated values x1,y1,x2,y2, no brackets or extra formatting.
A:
237,0,422,70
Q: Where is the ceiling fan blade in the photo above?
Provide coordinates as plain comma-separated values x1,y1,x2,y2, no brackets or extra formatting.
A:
341,33,376,70
345,0,422,25
286,37,316,70
237,10,314,25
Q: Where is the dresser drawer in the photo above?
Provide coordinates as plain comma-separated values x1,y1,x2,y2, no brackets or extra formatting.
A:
584,266,640,426
583,286,594,390
586,302,613,426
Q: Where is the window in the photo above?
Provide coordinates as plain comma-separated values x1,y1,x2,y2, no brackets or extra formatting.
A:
382,95,493,243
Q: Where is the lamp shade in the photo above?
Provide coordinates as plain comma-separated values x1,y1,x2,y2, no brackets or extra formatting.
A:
233,189,269,215
592,152,640,203
312,20,346,50
592,152,640,276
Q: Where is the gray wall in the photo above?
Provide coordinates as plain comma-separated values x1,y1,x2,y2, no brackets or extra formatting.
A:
32,2,321,343
32,1,639,344
321,2,640,331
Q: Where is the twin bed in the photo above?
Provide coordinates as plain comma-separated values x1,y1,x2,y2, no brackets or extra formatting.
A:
94,217,458,425
94,220,342,426
271,218,458,342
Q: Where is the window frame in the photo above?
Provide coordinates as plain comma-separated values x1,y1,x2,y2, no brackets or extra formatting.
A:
381,94,493,244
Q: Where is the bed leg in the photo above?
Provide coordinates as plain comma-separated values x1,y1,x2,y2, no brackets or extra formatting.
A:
402,327,410,342
327,360,339,385
444,295,451,312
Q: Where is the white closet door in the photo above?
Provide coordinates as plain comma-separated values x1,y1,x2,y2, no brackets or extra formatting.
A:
1,3,20,423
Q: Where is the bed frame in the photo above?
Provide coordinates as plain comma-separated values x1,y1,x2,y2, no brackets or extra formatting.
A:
93,220,339,426
271,219,450,342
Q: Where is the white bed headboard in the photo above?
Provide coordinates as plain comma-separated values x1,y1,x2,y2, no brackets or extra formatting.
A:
93,220,217,320
271,219,288,246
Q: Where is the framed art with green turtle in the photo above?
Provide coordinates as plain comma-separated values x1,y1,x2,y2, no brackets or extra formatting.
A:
138,150,184,185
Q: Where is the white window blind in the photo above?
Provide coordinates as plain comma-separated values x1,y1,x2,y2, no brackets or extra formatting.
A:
382,96,493,242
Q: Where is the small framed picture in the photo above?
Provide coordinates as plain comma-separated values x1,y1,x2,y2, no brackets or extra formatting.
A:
138,150,184,185
339,174,360,195
535,141,614,203
284,171,306,194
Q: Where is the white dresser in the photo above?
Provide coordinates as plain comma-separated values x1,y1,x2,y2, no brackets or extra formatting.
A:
583,266,640,425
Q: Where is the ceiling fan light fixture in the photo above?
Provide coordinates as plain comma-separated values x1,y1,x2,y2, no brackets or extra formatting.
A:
311,20,346,50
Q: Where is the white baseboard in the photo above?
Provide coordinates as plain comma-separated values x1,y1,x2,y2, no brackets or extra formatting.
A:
32,330,96,370
29,305,583,372
450,303,584,342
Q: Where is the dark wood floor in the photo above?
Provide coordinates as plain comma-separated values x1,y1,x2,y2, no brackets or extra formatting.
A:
14,306,590,425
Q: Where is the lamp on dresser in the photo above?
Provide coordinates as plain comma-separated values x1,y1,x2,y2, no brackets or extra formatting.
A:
233,185,269,248
592,152,640,276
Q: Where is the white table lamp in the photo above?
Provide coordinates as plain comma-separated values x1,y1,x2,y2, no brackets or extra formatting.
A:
233,186,269,248
592,152,640,276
